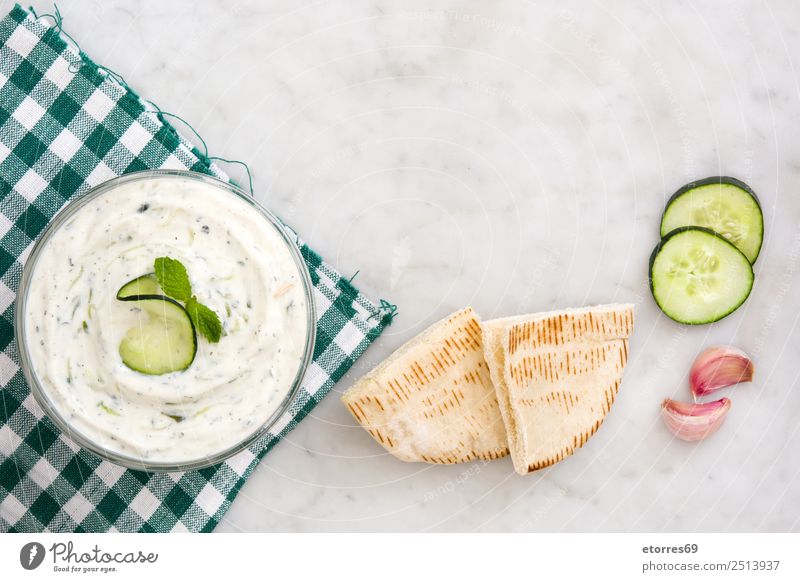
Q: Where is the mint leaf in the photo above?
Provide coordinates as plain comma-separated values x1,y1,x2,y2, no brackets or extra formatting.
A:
154,256,192,301
186,296,222,343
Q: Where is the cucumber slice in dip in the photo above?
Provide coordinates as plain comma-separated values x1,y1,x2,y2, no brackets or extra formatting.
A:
649,226,754,325
118,296,197,375
660,176,764,263
116,274,159,299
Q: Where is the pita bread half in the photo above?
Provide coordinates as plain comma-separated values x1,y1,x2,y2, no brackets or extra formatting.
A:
483,304,634,475
342,307,509,464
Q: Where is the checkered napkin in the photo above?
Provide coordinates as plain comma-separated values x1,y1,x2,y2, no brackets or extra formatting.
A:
0,5,394,532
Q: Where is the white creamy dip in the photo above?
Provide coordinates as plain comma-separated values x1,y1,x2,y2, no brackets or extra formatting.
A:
23,174,310,464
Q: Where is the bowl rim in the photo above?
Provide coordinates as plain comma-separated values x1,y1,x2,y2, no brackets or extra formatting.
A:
14,169,317,472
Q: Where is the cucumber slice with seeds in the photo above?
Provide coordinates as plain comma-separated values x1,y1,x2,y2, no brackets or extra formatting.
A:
649,227,754,325
660,177,763,263
116,274,160,299
118,295,197,375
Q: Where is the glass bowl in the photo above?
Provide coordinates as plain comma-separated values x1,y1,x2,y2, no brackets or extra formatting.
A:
15,170,316,472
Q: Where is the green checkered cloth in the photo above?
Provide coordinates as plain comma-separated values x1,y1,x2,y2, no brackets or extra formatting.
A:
0,4,394,532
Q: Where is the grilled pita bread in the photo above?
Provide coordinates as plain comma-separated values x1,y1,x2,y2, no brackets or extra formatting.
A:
342,307,509,464
483,304,634,475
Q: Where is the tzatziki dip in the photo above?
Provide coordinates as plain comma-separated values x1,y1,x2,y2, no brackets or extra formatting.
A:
19,172,312,467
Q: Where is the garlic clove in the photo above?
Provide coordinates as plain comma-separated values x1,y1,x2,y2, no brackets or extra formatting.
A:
690,345,754,398
661,397,731,442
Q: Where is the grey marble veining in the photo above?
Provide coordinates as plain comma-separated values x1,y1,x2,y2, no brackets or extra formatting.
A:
20,0,800,531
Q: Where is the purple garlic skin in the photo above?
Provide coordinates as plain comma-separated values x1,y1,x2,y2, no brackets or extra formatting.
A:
690,346,754,398
661,397,732,442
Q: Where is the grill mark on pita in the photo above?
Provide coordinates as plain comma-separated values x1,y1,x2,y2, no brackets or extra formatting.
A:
475,367,491,389
454,334,471,354
436,400,448,415
465,317,482,342
412,361,431,384
529,353,538,377
540,353,547,379
352,401,369,423
347,403,364,423
464,415,481,435
430,351,447,375
483,401,501,416
465,329,482,351
556,314,564,345
440,343,457,367
388,380,406,402
543,352,551,382
610,379,620,401
447,337,464,358
441,336,457,355
527,443,575,471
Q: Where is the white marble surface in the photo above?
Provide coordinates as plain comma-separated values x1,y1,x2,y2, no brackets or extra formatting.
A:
21,0,800,531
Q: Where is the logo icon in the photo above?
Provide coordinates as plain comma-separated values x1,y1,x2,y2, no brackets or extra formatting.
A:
19,542,45,570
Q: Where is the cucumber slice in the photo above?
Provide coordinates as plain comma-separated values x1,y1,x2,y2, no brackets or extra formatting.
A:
118,296,197,375
649,227,754,325
660,177,764,263
116,274,160,299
